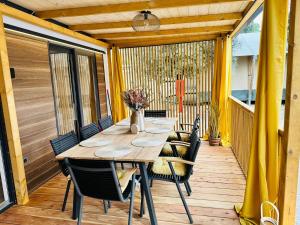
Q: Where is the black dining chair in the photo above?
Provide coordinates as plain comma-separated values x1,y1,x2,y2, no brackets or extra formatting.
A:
65,158,136,225
50,131,78,212
99,115,114,131
79,122,100,141
79,122,113,212
162,122,200,158
143,130,201,224
167,114,200,142
144,110,167,117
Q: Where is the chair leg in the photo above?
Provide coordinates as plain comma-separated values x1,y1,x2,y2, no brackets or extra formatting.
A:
77,196,84,225
168,162,193,224
140,182,145,217
187,181,192,194
184,182,191,196
62,179,71,211
128,175,136,225
103,200,108,214
150,179,153,188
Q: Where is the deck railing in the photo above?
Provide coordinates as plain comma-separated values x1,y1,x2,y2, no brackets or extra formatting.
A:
229,96,284,177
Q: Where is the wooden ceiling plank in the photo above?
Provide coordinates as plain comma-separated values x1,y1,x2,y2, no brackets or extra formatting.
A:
108,34,219,48
35,0,253,19
70,12,242,31
92,25,233,39
0,4,109,48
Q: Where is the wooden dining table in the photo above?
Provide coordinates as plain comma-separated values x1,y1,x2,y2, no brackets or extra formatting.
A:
56,117,177,225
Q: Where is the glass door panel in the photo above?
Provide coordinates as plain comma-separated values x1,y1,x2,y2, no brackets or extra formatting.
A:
50,52,77,135
0,142,9,210
77,54,99,126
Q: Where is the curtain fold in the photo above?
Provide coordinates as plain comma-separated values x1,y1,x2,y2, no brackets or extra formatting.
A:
208,37,232,146
236,0,289,224
218,36,232,147
211,37,223,106
109,46,127,123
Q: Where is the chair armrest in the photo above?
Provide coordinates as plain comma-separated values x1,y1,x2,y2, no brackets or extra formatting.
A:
179,123,194,130
163,157,195,166
180,123,194,127
169,141,190,147
175,130,191,135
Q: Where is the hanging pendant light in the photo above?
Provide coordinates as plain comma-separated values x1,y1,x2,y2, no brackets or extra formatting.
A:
132,11,160,32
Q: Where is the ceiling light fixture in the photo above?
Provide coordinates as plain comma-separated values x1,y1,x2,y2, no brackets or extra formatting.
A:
132,11,160,32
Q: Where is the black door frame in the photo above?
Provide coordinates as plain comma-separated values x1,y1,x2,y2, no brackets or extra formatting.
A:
0,98,16,213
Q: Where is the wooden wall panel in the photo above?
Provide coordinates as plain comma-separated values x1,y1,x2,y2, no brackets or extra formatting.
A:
96,53,108,117
6,33,59,192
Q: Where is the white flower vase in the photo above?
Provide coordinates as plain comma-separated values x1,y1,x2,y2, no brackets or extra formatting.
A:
137,110,145,131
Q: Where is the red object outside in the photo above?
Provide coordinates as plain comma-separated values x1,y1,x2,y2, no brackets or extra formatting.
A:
176,80,185,113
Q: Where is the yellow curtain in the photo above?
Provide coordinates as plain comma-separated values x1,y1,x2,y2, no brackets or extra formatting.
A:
205,36,231,146
109,46,127,123
218,36,232,147
235,0,289,224
211,37,223,106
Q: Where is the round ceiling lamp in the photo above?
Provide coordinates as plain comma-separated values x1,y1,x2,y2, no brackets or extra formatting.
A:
132,11,160,32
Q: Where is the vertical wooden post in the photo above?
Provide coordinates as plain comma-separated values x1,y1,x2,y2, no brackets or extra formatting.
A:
0,14,28,204
279,0,300,224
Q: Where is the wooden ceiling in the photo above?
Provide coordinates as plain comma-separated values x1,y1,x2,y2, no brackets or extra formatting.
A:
8,0,255,47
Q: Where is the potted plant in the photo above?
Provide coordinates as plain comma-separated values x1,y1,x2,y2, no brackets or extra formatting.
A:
121,89,150,132
208,104,221,146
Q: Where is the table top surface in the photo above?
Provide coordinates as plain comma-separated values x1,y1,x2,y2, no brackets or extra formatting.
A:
56,117,177,162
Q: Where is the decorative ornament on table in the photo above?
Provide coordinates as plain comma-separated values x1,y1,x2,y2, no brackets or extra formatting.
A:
121,89,150,133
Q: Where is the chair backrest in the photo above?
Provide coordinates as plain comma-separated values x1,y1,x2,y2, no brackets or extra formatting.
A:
50,131,78,176
192,114,201,131
80,123,100,141
65,158,127,201
144,110,167,117
184,129,201,178
99,116,114,131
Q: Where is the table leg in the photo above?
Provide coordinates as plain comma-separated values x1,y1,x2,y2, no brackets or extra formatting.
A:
72,185,80,220
138,162,158,225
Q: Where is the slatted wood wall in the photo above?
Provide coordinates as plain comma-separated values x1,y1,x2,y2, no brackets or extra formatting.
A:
6,33,59,192
120,41,214,136
96,53,108,118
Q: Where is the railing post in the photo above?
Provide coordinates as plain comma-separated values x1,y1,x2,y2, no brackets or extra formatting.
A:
0,13,28,204
278,0,300,224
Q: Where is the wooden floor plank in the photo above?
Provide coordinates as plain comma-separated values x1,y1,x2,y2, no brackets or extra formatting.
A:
0,141,245,224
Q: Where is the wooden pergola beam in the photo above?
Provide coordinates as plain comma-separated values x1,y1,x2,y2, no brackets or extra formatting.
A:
70,12,242,31
36,0,253,19
93,25,233,39
109,34,219,48
279,0,300,224
229,0,263,37
0,13,28,205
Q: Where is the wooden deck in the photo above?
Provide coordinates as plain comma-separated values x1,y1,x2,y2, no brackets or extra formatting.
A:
0,142,245,225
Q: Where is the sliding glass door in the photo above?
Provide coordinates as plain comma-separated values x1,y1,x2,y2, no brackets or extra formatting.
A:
49,44,101,136
49,46,78,135
0,99,14,212
76,52,100,126
0,143,9,209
